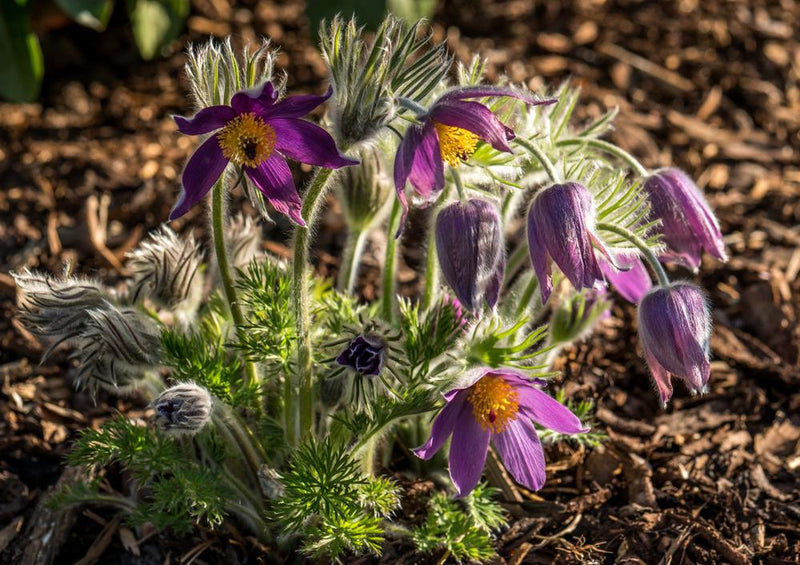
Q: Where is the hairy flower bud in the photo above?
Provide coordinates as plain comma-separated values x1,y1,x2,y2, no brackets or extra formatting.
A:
550,288,611,345
638,283,711,406
226,213,262,269
644,168,727,270
320,15,450,147
527,182,604,302
126,226,204,314
336,335,386,377
435,199,505,312
12,269,113,359
338,145,393,231
77,305,162,392
154,383,213,435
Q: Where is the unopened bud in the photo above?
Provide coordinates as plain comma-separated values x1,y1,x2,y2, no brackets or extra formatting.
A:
226,213,262,269
258,465,285,499
336,335,386,377
549,288,611,345
153,383,213,435
338,146,393,231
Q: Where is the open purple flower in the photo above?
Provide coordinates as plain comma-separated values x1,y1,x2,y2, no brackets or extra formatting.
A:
638,282,711,406
414,368,587,497
599,254,652,304
527,182,607,302
336,335,386,377
172,82,357,224
644,168,727,270
435,199,504,312
393,87,555,233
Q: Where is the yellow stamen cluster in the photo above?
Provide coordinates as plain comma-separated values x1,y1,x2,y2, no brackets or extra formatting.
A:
434,121,480,167
217,113,276,168
467,375,520,434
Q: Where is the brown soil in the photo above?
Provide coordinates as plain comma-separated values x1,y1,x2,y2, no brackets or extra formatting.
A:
1,0,798,563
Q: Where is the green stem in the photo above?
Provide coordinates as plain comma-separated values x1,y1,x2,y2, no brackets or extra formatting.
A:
359,436,378,476
451,166,466,200
503,242,529,287
338,228,367,294
293,168,336,442
381,199,403,322
558,137,649,177
211,181,259,390
514,137,562,184
422,211,438,310
596,222,670,286
515,274,540,317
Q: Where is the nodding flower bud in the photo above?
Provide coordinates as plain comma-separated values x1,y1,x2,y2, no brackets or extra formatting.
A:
637,283,711,407
154,383,213,435
226,213,262,270
435,199,505,312
126,226,204,314
12,269,112,359
336,335,386,377
77,305,162,392
643,168,727,270
527,182,604,303
338,146,393,232
550,288,612,345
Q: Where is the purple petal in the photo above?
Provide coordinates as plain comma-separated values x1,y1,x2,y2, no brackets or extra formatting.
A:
244,154,305,226
270,118,358,169
437,85,557,107
171,137,228,220
511,378,589,434
484,249,505,309
231,82,278,116
173,105,235,135
449,405,490,497
646,351,673,408
526,216,554,302
430,100,514,152
412,391,468,460
268,86,332,119
599,255,652,304
493,418,546,491
444,368,493,401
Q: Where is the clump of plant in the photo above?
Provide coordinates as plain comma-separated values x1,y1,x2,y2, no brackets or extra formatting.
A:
14,15,726,561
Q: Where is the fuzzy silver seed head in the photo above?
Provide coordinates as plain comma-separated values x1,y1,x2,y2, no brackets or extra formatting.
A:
226,213,262,270
153,383,213,436
320,15,451,147
75,304,162,393
337,144,394,231
126,225,204,313
12,268,114,360
258,465,285,499
185,37,285,110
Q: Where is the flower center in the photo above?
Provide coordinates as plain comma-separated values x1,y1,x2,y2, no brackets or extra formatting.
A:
217,113,276,168
467,375,519,434
434,121,479,167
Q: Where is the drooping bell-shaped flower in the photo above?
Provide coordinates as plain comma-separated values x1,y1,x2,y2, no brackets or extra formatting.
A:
638,282,711,406
393,86,555,233
527,182,605,302
414,368,587,496
435,199,505,312
598,254,652,304
644,168,727,270
172,82,358,224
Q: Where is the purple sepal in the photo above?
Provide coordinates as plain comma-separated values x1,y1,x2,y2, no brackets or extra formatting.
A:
599,254,652,304
638,282,711,406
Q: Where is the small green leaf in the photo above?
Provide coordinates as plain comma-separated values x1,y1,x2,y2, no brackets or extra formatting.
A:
55,0,114,31
0,0,44,102
126,0,189,60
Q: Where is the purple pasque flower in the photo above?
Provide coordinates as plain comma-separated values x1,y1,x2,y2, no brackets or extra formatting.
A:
172,82,357,224
336,335,386,377
527,182,608,302
435,199,505,312
414,368,587,497
393,86,555,232
644,168,727,270
638,282,711,406
598,254,652,304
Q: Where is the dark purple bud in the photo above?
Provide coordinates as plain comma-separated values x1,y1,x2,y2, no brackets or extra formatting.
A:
637,283,711,407
435,199,505,312
336,335,386,377
527,182,604,302
154,383,212,436
644,168,727,270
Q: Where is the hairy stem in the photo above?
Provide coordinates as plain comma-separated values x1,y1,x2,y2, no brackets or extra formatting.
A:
211,181,260,390
381,199,403,322
293,168,335,442
596,222,670,286
514,137,562,184
338,228,367,294
558,137,649,177
422,210,439,310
